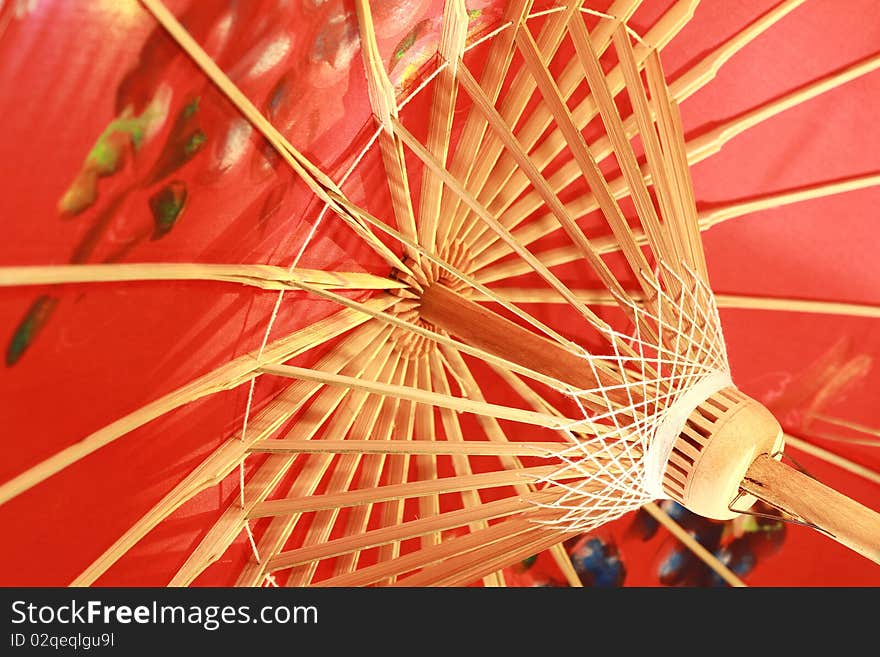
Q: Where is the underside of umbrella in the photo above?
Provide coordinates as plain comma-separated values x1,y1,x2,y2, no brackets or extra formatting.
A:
0,0,878,586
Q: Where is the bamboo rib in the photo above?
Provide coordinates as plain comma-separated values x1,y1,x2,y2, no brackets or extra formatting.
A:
450,0,590,243
330,357,410,578
171,336,400,587
564,19,665,285
377,363,420,582
72,322,388,586
0,298,394,507
611,24,684,281
472,0,801,242
138,0,411,276
387,516,574,587
473,287,880,320
0,263,403,291
311,508,553,587
476,172,880,284
258,362,595,435
287,350,405,586
519,25,655,298
239,338,402,586
391,116,607,330
287,278,588,394
249,440,566,457
354,0,420,259
249,466,558,519
462,0,694,251
698,173,880,229
441,346,583,586
235,330,398,587
785,435,880,486
417,0,468,256
454,54,640,303
812,415,880,441
473,25,880,270
642,503,746,587
431,349,507,587
437,0,534,248
267,494,547,574
457,0,650,245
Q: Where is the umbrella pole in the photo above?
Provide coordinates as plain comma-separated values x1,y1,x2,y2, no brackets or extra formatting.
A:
419,282,880,564
741,454,880,565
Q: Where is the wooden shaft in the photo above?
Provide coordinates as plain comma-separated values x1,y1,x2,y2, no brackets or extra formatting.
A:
418,283,622,398
742,455,880,564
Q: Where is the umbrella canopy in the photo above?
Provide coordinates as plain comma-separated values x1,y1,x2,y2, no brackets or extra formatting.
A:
0,0,877,586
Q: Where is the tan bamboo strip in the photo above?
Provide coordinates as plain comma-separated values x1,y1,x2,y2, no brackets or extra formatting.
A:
237,338,400,586
455,50,642,303
430,350,504,586
267,494,543,573
644,52,709,282
473,0,800,241
173,336,399,587
785,435,880,486
251,465,557,519
233,332,397,587
699,173,880,228
324,357,410,582
642,502,746,587
457,0,648,243
476,172,880,284
462,0,692,251
403,525,584,587
440,345,583,587
376,363,419,582
391,117,627,336
287,351,405,586
450,0,589,241
439,346,551,472
0,297,394,507
249,439,565,457
138,0,410,276
354,0,420,259
391,521,546,586
258,362,598,441
414,529,575,587
312,503,558,587
288,278,586,394
472,286,880,320
611,25,684,278
565,19,668,287
473,14,877,269
171,454,298,586
812,415,880,440
742,455,880,564
416,0,468,255
328,190,583,350
686,51,880,163
410,355,442,551
389,516,574,587
548,542,583,588
437,0,534,248
673,0,806,99
75,322,388,587
715,295,880,319
71,324,379,586
0,263,404,291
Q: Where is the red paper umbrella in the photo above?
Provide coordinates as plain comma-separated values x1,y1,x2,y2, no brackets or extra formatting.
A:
0,0,877,587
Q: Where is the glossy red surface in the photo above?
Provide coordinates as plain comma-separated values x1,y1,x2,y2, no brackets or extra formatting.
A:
0,0,876,586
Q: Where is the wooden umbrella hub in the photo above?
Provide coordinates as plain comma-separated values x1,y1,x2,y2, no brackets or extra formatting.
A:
415,282,880,563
